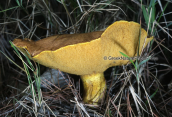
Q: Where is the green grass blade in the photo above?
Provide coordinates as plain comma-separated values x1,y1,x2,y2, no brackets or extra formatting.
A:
138,56,151,67
119,51,137,70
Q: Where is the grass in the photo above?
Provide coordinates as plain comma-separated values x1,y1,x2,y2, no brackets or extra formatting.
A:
0,0,172,116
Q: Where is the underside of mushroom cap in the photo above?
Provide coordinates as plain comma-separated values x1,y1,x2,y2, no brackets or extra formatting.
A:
13,31,105,75
100,21,153,68
13,21,153,76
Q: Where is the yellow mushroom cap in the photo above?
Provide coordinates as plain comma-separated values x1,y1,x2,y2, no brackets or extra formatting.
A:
13,21,153,76
101,21,153,68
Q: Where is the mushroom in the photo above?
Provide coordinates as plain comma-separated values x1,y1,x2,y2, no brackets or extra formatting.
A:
13,21,153,105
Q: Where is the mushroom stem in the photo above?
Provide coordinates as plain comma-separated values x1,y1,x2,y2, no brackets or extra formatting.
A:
80,73,106,105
